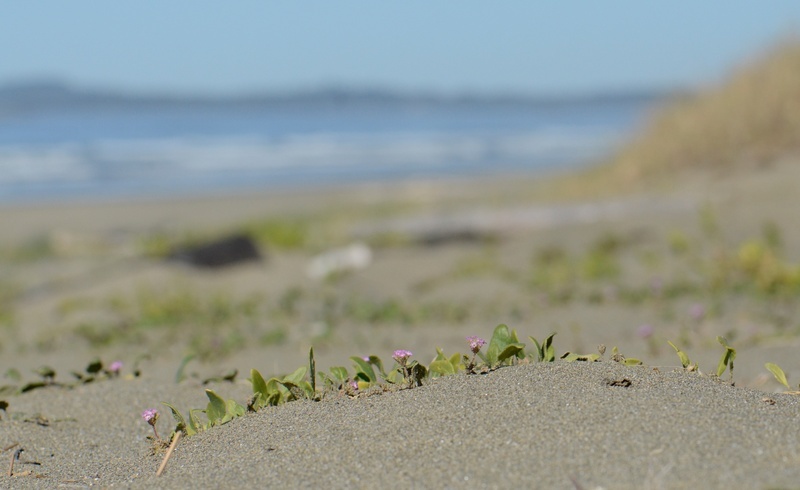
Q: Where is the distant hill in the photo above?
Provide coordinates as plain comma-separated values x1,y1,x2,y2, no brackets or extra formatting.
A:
0,80,666,117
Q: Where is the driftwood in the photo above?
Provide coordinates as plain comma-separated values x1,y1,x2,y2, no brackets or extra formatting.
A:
168,234,262,268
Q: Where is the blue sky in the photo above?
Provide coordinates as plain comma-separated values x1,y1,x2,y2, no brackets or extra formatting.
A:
2,2,799,96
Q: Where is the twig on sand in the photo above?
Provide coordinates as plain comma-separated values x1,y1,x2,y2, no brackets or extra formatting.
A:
8,448,22,477
156,432,181,477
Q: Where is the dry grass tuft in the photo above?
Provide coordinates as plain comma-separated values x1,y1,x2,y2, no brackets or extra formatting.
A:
561,37,800,196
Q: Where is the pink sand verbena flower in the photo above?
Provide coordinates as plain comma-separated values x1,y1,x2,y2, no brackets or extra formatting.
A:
109,361,123,374
636,324,654,339
466,336,487,354
142,408,161,440
142,408,159,425
392,349,413,366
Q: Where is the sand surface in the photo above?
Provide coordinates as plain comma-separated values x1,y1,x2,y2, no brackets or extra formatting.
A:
2,161,800,488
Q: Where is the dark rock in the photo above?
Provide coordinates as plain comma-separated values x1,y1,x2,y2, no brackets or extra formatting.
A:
168,234,262,268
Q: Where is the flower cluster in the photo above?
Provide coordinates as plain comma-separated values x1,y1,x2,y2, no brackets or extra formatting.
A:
466,336,486,354
392,349,413,365
142,408,159,425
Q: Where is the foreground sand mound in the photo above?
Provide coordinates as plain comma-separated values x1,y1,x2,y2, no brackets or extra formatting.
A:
3,362,799,489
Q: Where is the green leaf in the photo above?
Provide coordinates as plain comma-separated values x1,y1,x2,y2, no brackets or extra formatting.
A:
765,363,790,389
330,367,349,384
383,368,404,384
529,333,556,362
35,366,56,380
623,358,642,366
226,399,246,420
283,366,307,385
265,378,289,404
716,336,737,378
409,362,427,387
86,359,103,374
429,360,456,377
20,381,47,393
251,369,268,398
297,380,315,399
205,389,227,426
309,347,316,396
189,409,204,433
497,343,525,363
541,333,556,361
667,341,691,369
317,372,337,389
366,355,386,377
162,402,196,436
486,324,525,367
350,356,377,383
486,324,511,365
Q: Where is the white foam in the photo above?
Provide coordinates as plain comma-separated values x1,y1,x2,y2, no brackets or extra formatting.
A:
0,127,622,189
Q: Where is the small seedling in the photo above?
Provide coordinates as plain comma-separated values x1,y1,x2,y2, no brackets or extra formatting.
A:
429,348,465,377
609,346,642,366
309,347,317,398
528,333,556,362
667,340,697,371
204,389,245,427
715,336,736,380
764,363,800,394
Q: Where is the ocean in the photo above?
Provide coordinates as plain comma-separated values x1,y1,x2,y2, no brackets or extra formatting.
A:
0,88,657,203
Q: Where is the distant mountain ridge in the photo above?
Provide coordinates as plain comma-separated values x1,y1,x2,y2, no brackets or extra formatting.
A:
0,80,668,117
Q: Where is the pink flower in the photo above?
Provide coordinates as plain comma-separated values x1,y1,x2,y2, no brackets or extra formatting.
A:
350,380,359,390
392,349,413,365
466,336,487,354
141,408,159,425
637,324,654,339
142,408,161,441
109,361,123,374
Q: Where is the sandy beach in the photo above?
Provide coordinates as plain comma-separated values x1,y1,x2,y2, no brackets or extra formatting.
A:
2,155,800,488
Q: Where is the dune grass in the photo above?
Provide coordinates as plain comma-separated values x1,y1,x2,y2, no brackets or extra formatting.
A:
556,37,800,196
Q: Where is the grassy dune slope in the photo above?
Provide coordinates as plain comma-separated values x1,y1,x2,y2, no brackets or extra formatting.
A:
563,38,800,195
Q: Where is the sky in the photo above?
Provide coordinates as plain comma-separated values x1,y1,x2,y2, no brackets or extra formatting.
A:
2,2,800,97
